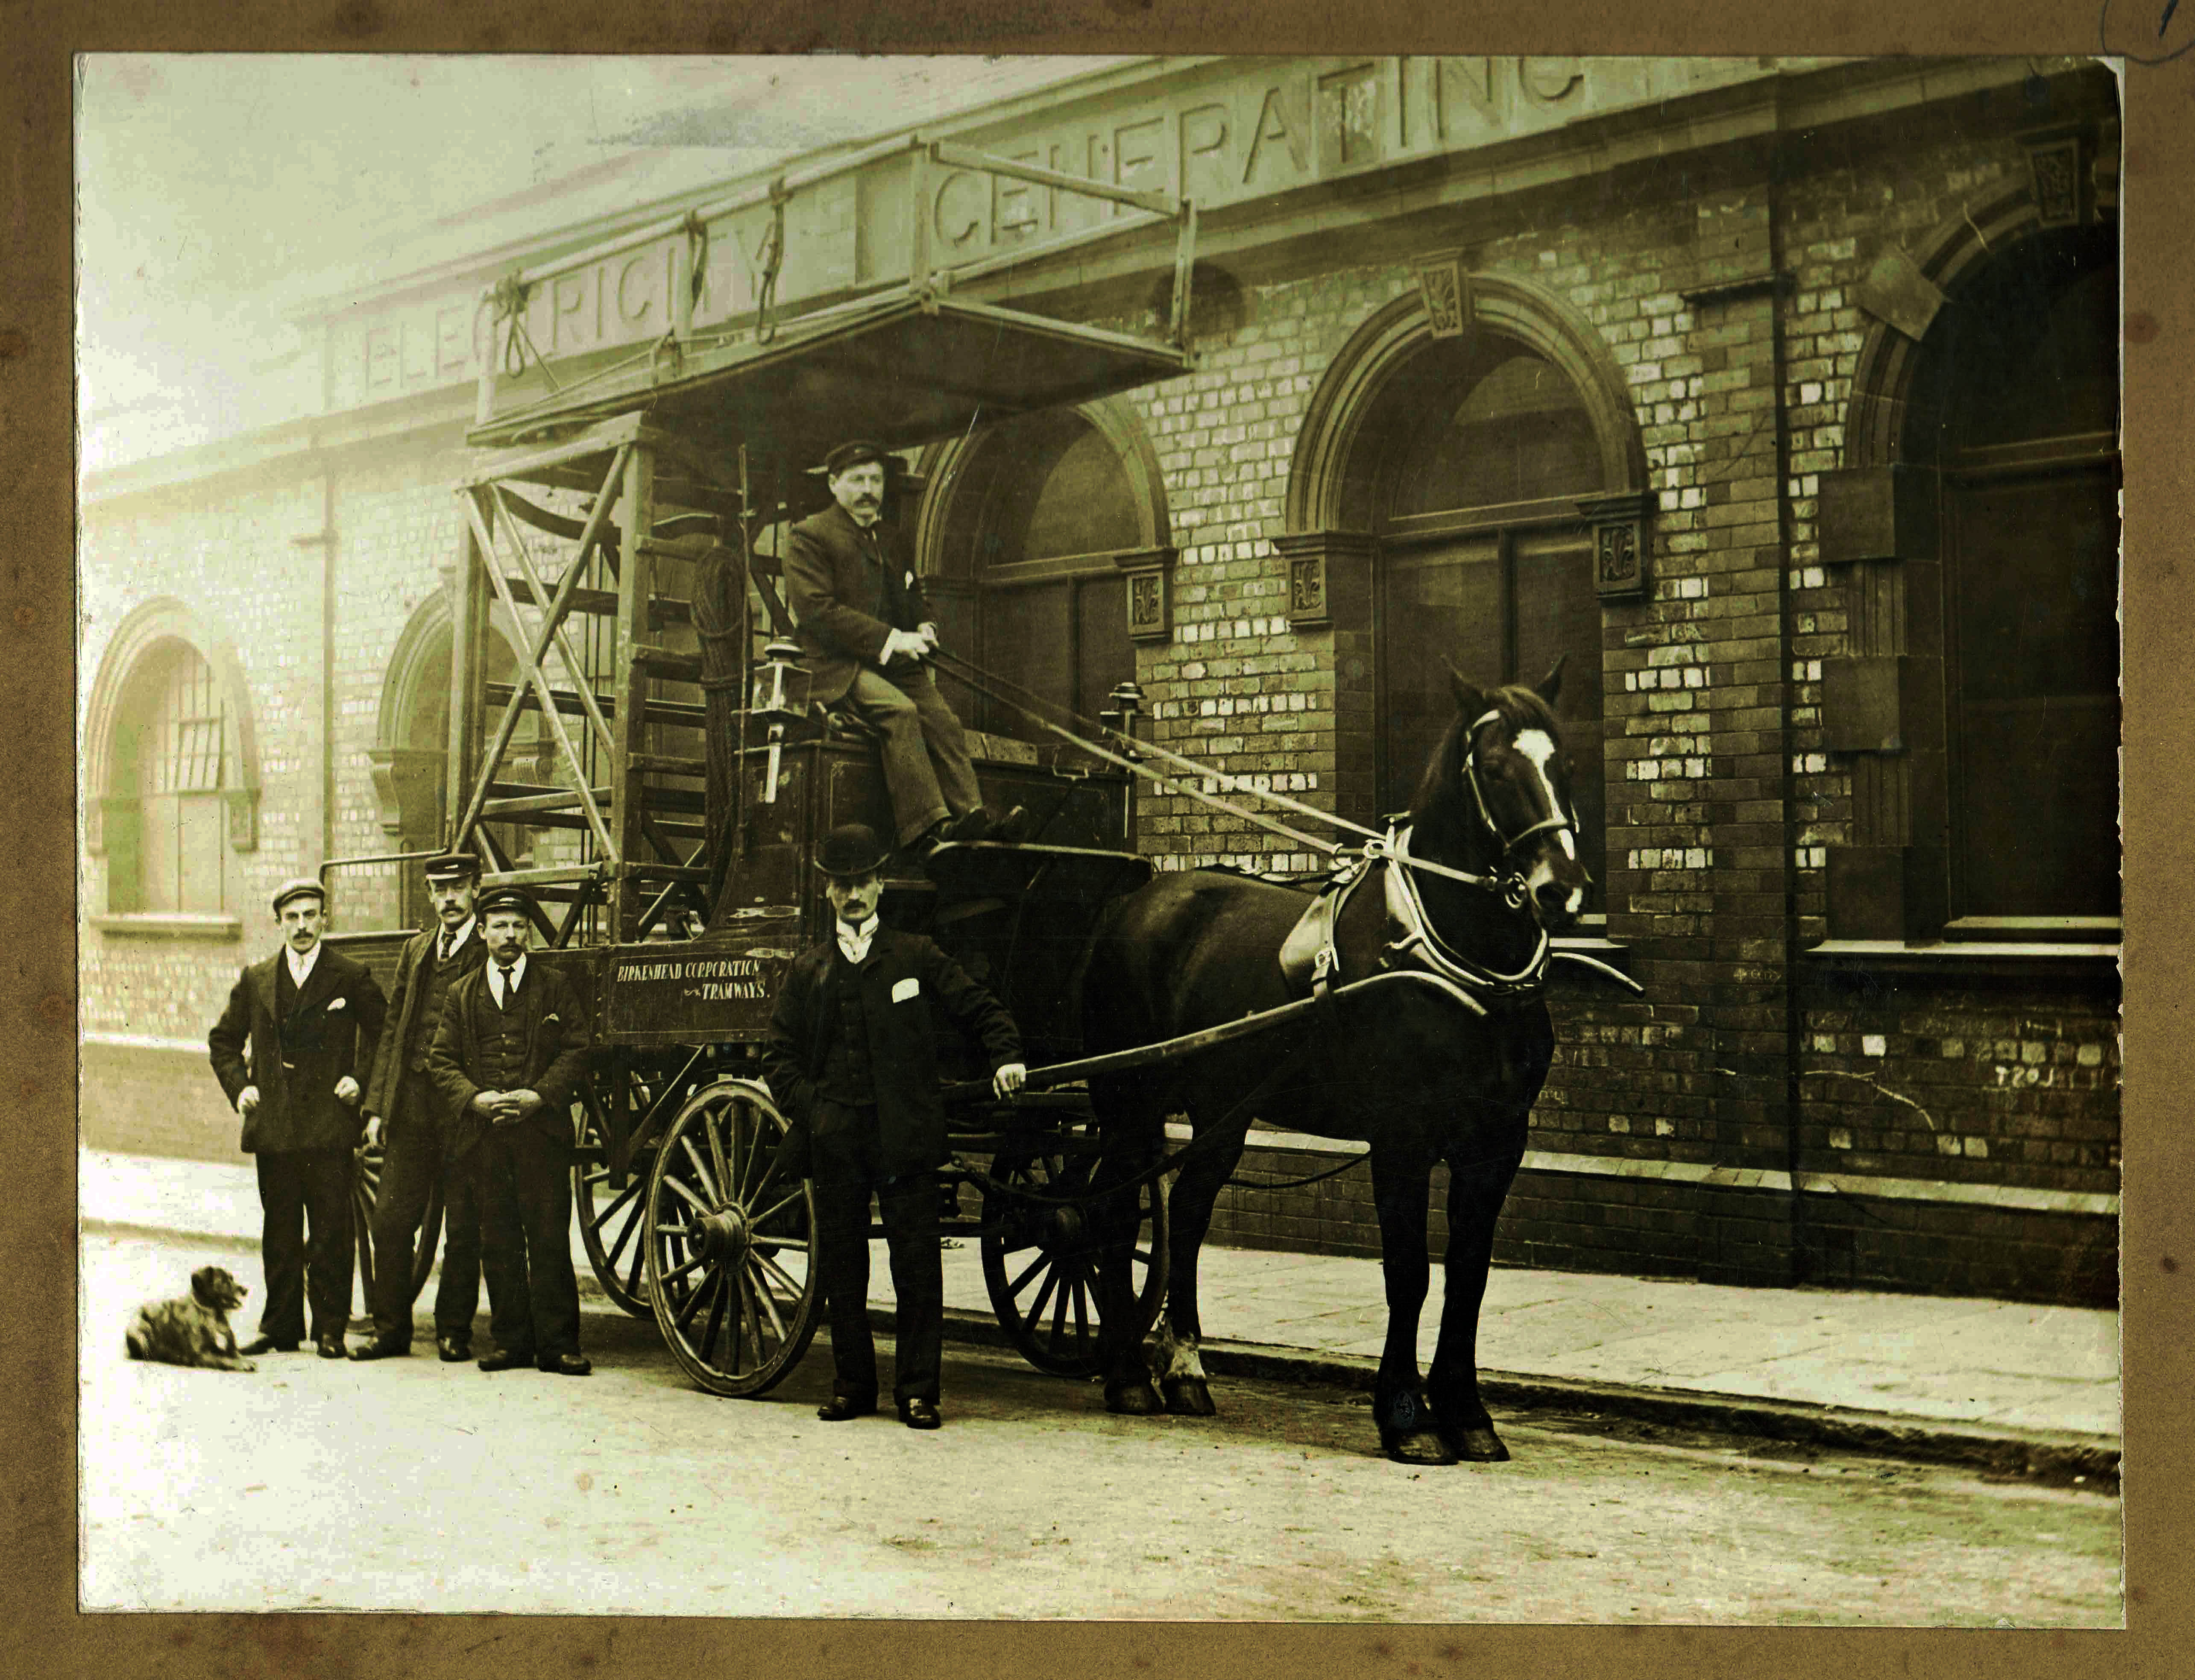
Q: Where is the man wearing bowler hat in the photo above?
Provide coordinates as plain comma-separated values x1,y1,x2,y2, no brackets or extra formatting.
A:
761,822,1027,1429
352,850,491,1362
426,883,596,1376
208,877,388,1359
783,440,1026,858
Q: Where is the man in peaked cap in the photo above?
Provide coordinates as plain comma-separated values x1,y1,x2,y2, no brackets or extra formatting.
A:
208,876,388,1359
426,882,597,1375
352,851,491,1362
783,440,1026,859
761,823,1027,1428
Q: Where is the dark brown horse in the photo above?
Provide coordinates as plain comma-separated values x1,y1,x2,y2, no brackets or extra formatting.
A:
1080,666,1589,1463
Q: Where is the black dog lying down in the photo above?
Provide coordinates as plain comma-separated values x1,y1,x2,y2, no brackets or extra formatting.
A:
126,1265,257,1372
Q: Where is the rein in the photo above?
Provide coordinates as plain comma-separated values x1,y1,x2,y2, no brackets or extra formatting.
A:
926,651,1569,912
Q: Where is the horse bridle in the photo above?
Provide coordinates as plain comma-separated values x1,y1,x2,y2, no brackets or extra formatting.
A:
1372,708,1576,912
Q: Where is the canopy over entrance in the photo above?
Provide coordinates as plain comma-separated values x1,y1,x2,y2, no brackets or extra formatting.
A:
466,293,1191,468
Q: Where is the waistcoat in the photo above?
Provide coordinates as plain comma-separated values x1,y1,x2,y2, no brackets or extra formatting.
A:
816,952,876,1108
466,973,531,1093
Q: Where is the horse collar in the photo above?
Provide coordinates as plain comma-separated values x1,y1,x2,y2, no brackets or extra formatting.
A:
1380,825,1551,1002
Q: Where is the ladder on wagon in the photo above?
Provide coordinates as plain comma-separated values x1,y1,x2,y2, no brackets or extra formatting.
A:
437,131,1202,947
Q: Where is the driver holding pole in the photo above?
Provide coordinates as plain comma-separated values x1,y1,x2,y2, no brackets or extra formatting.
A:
762,822,1027,1430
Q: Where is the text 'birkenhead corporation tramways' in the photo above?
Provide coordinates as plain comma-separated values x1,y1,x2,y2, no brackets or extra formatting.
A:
614,957,768,1001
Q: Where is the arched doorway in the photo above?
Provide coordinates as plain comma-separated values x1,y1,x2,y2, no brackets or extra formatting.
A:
372,597,543,929
914,399,1171,742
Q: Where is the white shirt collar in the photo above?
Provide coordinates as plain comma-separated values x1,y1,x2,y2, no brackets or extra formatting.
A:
489,950,528,1003
284,941,322,988
438,917,476,956
835,915,879,965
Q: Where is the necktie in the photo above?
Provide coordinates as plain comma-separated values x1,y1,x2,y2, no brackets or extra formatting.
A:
496,965,516,1008
437,930,451,964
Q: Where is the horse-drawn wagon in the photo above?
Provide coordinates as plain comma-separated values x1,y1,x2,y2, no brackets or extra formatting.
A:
328,135,1638,1465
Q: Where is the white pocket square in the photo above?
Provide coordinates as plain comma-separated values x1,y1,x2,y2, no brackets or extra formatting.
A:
891,977,920,1003
327,997,347,1012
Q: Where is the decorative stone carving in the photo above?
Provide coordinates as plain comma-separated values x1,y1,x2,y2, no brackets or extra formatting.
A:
1272,530,1377,631
2023,128,2088,229
1114,546,1178,643
1415,250,1471,340
224,787,260,852
1576,492,1650,602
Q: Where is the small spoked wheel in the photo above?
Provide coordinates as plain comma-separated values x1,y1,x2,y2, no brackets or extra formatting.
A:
644,1078,821,1397
572,1081,655,1319
981,1134,1169,1378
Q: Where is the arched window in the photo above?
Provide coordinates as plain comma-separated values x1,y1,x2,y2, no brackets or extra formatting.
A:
109,642,231,914
1927,223,2119,921
1368,334,1610,894
86,600,262,929
917,402,1169,742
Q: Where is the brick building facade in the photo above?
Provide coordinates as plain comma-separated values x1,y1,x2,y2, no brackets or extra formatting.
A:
80,56,2122,1305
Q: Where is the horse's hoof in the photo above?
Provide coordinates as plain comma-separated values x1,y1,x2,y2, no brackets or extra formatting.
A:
1444,1425,1510,1463
1161,1376,1217,1416
1105,1379,1166,1417
1379,1426,1461,1467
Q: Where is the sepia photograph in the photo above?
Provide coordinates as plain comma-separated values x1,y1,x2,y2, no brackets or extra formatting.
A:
74,50,2125,1624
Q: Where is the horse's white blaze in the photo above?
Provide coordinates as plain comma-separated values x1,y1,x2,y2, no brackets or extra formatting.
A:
1152,1314,1206,1381
1510,727,1579,888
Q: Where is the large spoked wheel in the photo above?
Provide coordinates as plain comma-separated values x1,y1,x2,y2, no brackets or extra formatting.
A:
352,1141,383,1308
981,1132,1169,1378
352,1139,443,1308
572,1078,655,1319
644,1078,821,1397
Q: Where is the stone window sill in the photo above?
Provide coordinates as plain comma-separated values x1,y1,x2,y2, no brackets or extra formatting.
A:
1804,938,2121,988
91,913,242,942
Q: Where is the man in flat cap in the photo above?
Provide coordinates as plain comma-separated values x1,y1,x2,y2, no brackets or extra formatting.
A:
784,440,1025,858
351,851,491,1362
426,884,596,1376
208,877,388,1359
761,823,1027,1429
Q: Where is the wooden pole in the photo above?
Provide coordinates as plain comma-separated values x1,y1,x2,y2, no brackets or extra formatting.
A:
610,440,659,941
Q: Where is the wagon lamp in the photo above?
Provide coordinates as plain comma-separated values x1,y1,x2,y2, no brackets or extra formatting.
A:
1104,680,1147,843
753,638,810,804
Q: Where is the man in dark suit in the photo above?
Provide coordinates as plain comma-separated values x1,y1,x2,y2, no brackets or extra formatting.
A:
351,850,491,1363
784,439,1023,856
425,883,596,1377
761,823,1027,1429
208,877,388,1360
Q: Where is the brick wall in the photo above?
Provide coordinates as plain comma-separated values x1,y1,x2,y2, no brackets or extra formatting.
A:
76,66,2120,1308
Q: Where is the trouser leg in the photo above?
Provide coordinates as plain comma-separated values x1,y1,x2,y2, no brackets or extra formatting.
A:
366,1111,438,1344
476,1132,536,1357
903,669,982,819
845,668,949,846
812,1122,879,1400
255,1152,308,1345
512,1123,581,1358
432,1125,484,1340
297,1146,355,1343
878,1171,943,1405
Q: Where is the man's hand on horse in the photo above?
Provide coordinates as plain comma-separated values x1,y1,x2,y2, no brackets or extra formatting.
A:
993,1062,1028,1101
